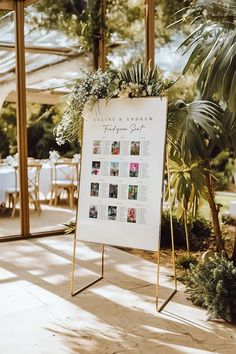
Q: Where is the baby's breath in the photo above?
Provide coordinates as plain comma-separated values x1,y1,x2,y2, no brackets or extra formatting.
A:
55,64,173,144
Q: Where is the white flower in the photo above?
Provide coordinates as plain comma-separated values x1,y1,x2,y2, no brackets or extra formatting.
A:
72,154,80,162
49,150,60,162
147,85,153,95
54,66,169,144
3,154,18,167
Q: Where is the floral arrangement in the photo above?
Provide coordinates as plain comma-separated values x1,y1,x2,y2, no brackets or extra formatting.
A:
49,150,60,163
72,153,81,162
55,63,173,145
3,153,18,167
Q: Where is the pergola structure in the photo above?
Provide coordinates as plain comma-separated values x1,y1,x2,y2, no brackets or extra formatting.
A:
0,0,37,10
0,0,155,240
0,11,93,107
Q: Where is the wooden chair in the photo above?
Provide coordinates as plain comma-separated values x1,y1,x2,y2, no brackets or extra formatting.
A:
50,161,79,208
6,163,42,217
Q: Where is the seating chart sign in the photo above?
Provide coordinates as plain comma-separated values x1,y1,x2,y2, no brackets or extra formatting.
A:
76,97,168,251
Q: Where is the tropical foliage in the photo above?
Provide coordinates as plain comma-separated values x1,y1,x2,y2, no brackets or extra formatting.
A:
168,0,236,261
168,100,223,163
177,1,236,111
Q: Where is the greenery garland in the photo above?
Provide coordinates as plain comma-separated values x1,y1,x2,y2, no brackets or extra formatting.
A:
55,63,174,145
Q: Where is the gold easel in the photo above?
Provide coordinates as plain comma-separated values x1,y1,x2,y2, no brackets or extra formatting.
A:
70,113,105,296
71,142,177,311
156,148,177,312
71,238,105,296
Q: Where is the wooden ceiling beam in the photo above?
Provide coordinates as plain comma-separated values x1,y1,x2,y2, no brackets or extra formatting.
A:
5,89,65,105
0,0,38,11
0,41,80,56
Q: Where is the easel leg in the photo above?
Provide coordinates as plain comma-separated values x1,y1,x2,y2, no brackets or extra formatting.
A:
71,231,105,296
156,249,177,312
156,146,177,312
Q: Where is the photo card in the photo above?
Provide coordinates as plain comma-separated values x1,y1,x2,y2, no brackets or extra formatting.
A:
130,141,140,155
128,185,138,200
108,205,117,220
127,208,137,223
89,205,98,218
129,163,139,177
90,182,99,197
93,140,101,154
110,162,119,176
92,161,101,175
111,141,120,155
109,184,118,198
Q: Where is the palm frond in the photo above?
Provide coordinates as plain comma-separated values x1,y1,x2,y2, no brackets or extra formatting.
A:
168,100,223,163
176,1,236,111
221,110,236,155
168,156,207,218
119,63,174,94
63,221,76,234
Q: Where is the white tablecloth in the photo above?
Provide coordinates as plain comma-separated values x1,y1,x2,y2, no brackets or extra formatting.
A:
0,166,15,204
0,163,53,204
0,162,80,205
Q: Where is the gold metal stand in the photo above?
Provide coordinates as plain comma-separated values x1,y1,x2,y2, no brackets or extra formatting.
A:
71,238,105,296
70,115,105,296
71,149,178,309
156,148,177,312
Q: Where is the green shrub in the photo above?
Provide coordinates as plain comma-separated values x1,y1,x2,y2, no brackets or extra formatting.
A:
176,253,198,270
211,151,235,190
161,212,186,248
213,171,229,191
189,217,212,251
161,211,211,250
185,254,236,322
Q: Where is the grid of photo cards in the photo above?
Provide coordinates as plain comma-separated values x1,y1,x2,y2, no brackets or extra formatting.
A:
89,139,148,224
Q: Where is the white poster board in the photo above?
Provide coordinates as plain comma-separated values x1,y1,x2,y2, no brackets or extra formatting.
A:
76,97,168,251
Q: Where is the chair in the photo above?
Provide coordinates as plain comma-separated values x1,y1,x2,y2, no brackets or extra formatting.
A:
50,161,79,208
6,163,42,217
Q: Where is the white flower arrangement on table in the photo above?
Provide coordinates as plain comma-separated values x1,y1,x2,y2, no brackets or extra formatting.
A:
55,63,174,145
49,150,60,163
72,153,81,162
3,153,18,167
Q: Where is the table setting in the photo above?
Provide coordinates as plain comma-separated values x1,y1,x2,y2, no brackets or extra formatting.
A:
0,151,80,210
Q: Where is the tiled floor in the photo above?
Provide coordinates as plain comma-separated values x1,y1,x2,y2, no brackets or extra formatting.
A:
0,235,235,353
0,204,74,236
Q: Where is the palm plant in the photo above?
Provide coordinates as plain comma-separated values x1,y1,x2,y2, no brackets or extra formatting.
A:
168,100,225,253
169,0,236,261
177,0,236,113
180,1,236,111
168,156,207,253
